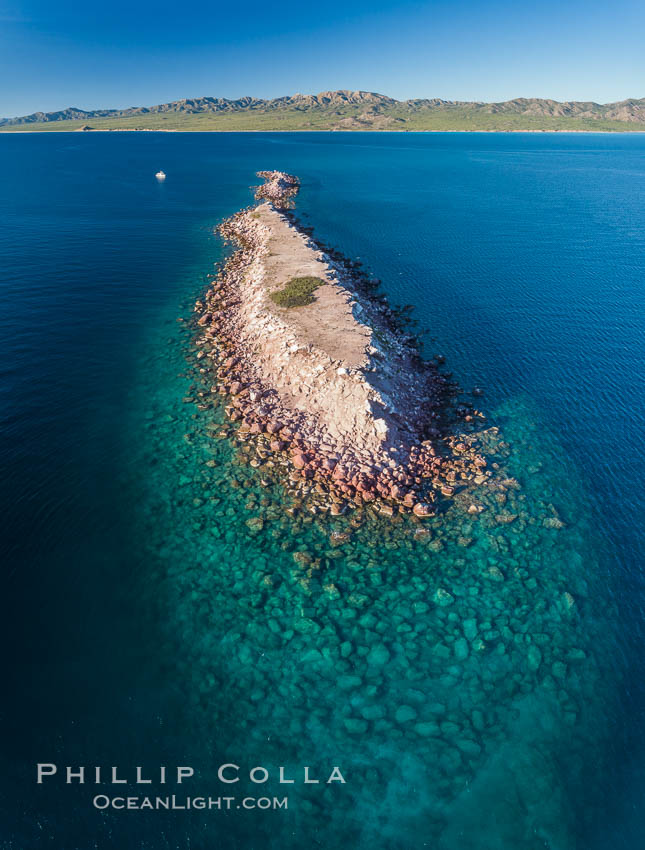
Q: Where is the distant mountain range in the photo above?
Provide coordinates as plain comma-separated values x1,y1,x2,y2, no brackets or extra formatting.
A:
2,90,645,132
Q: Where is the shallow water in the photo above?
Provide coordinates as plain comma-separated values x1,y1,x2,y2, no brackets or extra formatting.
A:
1,132,644,849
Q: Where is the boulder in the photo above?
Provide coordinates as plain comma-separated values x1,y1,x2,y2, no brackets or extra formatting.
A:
414,722,439,737
292,452,307,469
527,645,542,671
395,705,418,724
367,643,391,666
433,588,454,607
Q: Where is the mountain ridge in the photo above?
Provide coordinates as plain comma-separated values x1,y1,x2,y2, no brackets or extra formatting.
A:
2,90,644,131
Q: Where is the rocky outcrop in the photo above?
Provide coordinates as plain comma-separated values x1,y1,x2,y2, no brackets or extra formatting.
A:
254,171,300,207
192,172,493,517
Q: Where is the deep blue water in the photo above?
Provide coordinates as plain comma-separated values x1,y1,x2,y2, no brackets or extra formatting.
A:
1,132,644,849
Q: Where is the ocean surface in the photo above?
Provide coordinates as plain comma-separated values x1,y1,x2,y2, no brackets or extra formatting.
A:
1,131,644,849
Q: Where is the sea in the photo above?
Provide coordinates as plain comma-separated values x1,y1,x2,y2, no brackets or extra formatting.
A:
1,131,644,849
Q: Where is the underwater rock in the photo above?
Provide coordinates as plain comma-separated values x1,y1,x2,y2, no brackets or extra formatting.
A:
496,513,518,524
463,618,478,641
293,617,321,635
366,643,391,666
454,638,470,661
343,718,369,735
337,675,362,691
415,721,440,737
543,516,566,529
433,588,455,607
456,738,482,758
395,705,418,724
528,644,543,671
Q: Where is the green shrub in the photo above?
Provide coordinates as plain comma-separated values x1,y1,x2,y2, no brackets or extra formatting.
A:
269,276,324,308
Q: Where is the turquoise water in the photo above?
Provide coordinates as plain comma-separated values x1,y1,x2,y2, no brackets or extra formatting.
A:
1,132,644,849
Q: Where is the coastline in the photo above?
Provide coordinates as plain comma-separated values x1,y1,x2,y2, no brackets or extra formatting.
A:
2,128,645,134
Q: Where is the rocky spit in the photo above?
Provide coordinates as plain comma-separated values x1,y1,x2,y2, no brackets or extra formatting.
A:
150,171,609,847
193,171,495,518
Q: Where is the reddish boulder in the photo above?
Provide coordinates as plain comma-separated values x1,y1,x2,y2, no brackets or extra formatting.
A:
292,452,307,469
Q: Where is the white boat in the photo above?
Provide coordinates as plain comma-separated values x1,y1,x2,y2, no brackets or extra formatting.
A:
155,170,166,180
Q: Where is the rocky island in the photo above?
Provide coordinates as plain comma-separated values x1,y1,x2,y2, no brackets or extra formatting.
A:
193,171,492,517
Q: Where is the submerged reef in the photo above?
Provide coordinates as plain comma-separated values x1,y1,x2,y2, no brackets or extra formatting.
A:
193,171,496,519
156,172,613,849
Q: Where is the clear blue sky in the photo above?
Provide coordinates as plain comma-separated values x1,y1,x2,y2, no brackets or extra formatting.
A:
1,0,643,116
